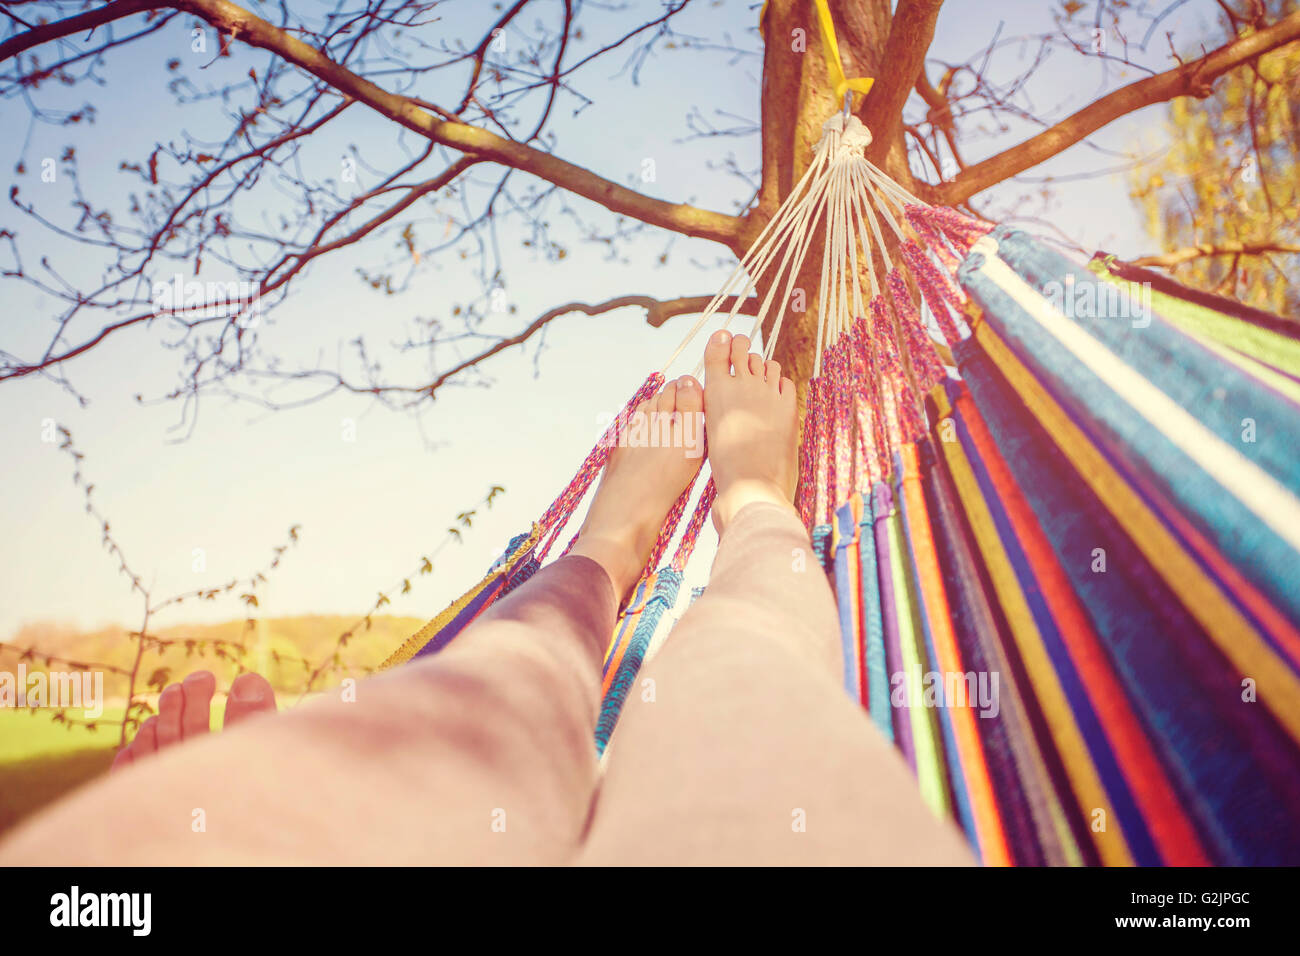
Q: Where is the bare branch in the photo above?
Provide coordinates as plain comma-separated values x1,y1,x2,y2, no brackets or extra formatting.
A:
861,0,945,159
160,0,742,245
926,9,1300,205
0,0,170,63
425,293,758,397
1129,240,1300,268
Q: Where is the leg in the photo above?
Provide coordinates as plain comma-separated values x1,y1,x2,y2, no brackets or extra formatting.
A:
579,331,975,865
0,379,706,866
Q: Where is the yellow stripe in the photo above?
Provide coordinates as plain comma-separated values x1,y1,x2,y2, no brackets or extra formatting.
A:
380,525,542,669
975,248,1300,557
938,420,1131,866
933,384,1083,865
601,571,659,681
976,323,1300,748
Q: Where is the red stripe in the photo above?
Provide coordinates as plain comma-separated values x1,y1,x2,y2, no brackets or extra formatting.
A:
956,388,1211,866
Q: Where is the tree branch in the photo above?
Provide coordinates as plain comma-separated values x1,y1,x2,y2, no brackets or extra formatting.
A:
925,9,1300,206
425,293,757,395
861,0,945,160
915,64,964,169
1129,240,1300,268
266,293,759,404
0,0,170,63
160,0,742,245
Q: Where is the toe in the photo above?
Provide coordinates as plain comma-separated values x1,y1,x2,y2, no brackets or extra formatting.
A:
656,379,678,415
675,376,706,459
729,334,752,375
675,375,703,412
765,360,782,389
747,352,765,377
223,672,277,728
110,746,133,772
780,376,796,398
703,330,732,383
181,670,216,740
133,715,159,758
155,684,183,748
624,398,653,445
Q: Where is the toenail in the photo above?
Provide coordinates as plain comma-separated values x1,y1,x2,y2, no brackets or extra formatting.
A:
713,330,731,344
678,376,694,388
232,681,264,702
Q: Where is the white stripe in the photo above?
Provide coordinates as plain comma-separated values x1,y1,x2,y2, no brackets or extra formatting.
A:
975,248,1300,556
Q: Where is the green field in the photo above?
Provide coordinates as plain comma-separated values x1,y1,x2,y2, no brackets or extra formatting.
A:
2,693,247,836
0,707,122,835
0,613,424,837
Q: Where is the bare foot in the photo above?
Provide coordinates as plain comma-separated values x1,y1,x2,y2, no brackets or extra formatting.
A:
702,330,799,533
111,670,278,771
572,376,705,601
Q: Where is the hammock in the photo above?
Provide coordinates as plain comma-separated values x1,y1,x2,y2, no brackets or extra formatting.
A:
379,107,1300,866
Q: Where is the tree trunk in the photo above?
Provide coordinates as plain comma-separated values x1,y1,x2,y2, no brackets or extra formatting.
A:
743,0,929,422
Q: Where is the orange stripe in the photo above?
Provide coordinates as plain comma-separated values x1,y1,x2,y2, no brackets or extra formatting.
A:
954,386,1211,865
898,442,1013,867
600,616,637,697
600,574,658,695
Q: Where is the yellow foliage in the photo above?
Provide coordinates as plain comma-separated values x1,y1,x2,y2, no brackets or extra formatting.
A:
1130,15,1300,314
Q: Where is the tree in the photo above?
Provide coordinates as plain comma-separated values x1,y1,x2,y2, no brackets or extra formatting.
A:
1130,0,1300,315
3,0,1299,423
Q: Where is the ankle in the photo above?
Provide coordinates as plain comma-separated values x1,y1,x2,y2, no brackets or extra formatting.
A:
713,478,796,534
570,532,643,605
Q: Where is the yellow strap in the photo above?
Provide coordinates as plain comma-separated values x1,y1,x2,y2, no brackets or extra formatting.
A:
760,0,875,106
380,523,542,669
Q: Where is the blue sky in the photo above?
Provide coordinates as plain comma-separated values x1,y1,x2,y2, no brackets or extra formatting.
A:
0,0,1223,640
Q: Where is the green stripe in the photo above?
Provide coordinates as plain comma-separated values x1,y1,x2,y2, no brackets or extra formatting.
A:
1089,257,1300,401
887,508,951,818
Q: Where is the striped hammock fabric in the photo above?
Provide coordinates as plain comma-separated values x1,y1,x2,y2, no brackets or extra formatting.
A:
383,114,1300,866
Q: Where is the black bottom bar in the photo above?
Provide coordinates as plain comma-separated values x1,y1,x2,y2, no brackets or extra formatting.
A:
1,864,1289,941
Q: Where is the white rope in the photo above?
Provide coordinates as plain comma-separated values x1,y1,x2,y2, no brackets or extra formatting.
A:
838,162,854,342
743,147,838,351
759,172,832,363
844,156,881,302
661,134,833,372
862,166,908,247
854,163,894,276
812,161,835,377
753,122,846,369
662,111,934,378
844,154,865,325
864,159,926,208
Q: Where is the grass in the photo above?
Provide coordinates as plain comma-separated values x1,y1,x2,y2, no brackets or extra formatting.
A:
0,697,249,837
0,613,425,838
0,707,121,835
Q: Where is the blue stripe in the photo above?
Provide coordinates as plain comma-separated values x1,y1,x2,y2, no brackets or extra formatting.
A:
595,569,683,755
921,413,1045,865
833,501,863,701
946,376,1160,866
860,494,894,741
957,336,1300,864
961,236,1300,642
